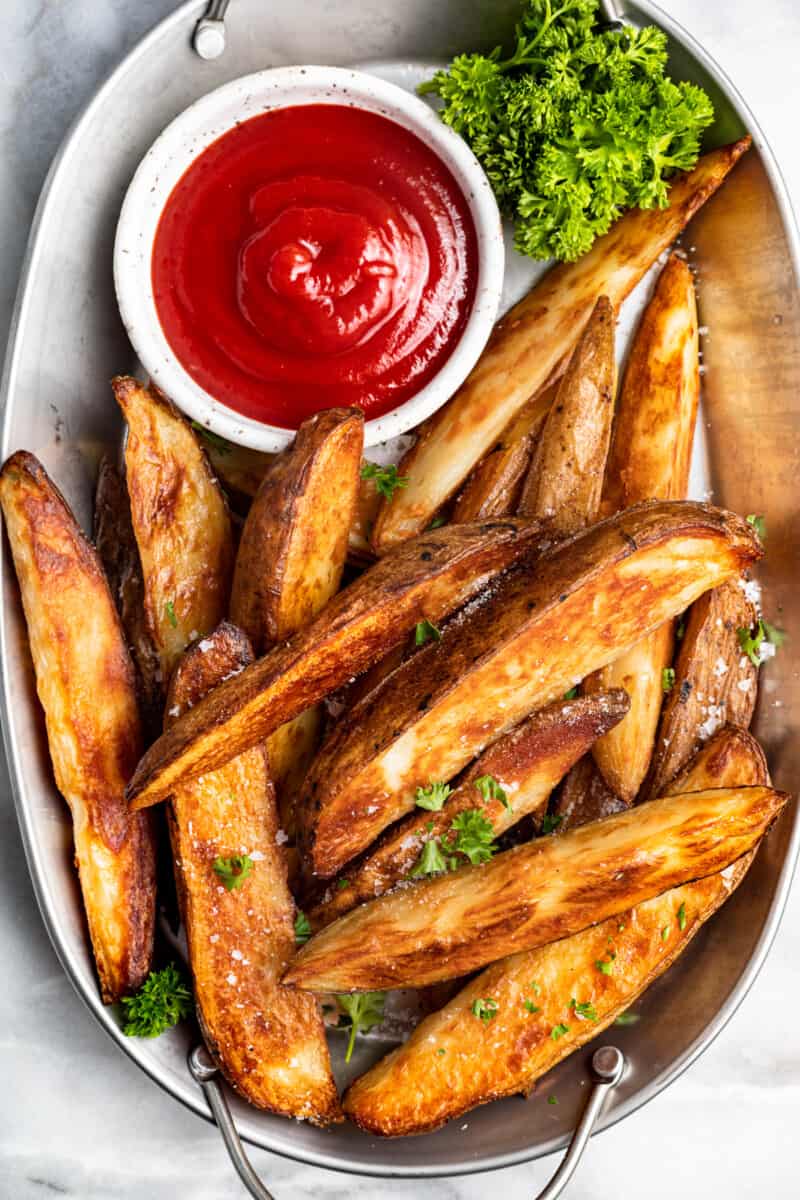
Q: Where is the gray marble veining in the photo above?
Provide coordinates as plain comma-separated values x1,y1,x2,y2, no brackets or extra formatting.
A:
2,2,798,1197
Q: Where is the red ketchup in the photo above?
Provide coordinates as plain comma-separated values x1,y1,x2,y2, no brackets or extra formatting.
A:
152,104,478,428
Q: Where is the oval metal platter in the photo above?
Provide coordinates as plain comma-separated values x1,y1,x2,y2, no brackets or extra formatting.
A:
1,0,798,1179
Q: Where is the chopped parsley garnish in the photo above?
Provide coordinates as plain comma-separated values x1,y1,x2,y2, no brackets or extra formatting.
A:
419,0,714,263
551,1023,570,1040
336,992,386,1063
294,911,312,945
336,878,350,891
121,963,192,1038
677,902,687,931
618,923,626,932
661,666,675,694
471,997,499,1024
595,958,614,976
614,1011,640,1026
415,781,452,811
213,854,253,891
436,1047,446,1056
675,615,686,641
474,774,511,810
660,925,669,941
524,1000,541,1014
409,838,453,878
164,599,178,628
548,1095,558,1105
360,461,409,501
563,686,578,700
191,420,233,456
426,515,447,530
448,809,498,865
737,618,785,667
571,998,599,1022
746,513,766,539
541,813,563,835
531,981,541,994
415,619,441,646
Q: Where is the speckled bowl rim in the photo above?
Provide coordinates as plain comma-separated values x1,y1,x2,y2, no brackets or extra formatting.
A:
114,64,505,452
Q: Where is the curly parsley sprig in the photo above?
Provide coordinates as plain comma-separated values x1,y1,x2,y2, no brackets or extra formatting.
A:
121,963,193,1038
420,0,714,262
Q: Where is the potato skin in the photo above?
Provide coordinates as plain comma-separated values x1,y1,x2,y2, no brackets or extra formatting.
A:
114,376,234,686
126,518,546,808
309,690,630,928
93,457,162,738
644,578,758,801
299,501,761,878
372,139,751,551
166,623,340,1124
342,724,769,1136
587,253,700,801
452,389,552,522
0,451,156,1002
517,295,616,534
230,408,363,651
552,753,627,833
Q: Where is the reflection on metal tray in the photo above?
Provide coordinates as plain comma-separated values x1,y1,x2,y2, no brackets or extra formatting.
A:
0,0,798,1181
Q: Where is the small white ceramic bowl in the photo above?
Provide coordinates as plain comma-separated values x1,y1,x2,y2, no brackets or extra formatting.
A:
114,65,504,453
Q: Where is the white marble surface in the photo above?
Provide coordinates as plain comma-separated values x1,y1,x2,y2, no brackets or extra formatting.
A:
2,2,799,1197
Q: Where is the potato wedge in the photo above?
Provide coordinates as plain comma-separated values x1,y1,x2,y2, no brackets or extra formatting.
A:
587,253,700,800
127,518,545,808
0,451,156,1002
195,431,272,501
230,408,363,651
93,457,162,737
644,578,758,801
165,623,340,1123
114,376,234,686
298,501,760,878
451,388,553,522
516,295,616,533
551,754,626,833
371,139,750,551
309,690,630,928
285,783,785,993
342,723,769,1135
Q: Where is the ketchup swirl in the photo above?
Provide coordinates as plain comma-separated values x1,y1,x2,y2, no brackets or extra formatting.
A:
152,105,477,428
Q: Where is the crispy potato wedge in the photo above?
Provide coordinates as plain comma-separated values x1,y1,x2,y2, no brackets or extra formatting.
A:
551,754,626,833
310,690,630,928
371,139,750,551
285,783,785,993
197,433,272,501
644,578,758,801
114,376,234,686
516,295,616,533
230,408,363,651
230,408,363,830
127,519,545,808
166,623,340,1123
93,457,162,737
342,722,769,1135
348,471,388,565
452,388,554,522
299,501,760,878
587,254,699,800
0,451,156,1002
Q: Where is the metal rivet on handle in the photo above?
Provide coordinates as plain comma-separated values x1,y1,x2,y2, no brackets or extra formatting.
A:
193,1,231,59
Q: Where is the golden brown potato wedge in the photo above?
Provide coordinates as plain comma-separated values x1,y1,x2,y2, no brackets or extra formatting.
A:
267,706,325,836
516,295,616,533
230,408,363,652
285,783,785,993
451,388,554,522
310,690,630,928
371,139,750,552
165,623,340,1123
195,431,272,501
551,754,626,833
349,471,388,565
644,578,758,801
127,518,545,809
342,723,769,1135
0,451,156,1002
587,253,700,800
114,376,234,686
298,501,760,878
93,457,162,737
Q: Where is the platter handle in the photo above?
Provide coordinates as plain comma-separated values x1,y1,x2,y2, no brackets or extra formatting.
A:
189,1042,625,1199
